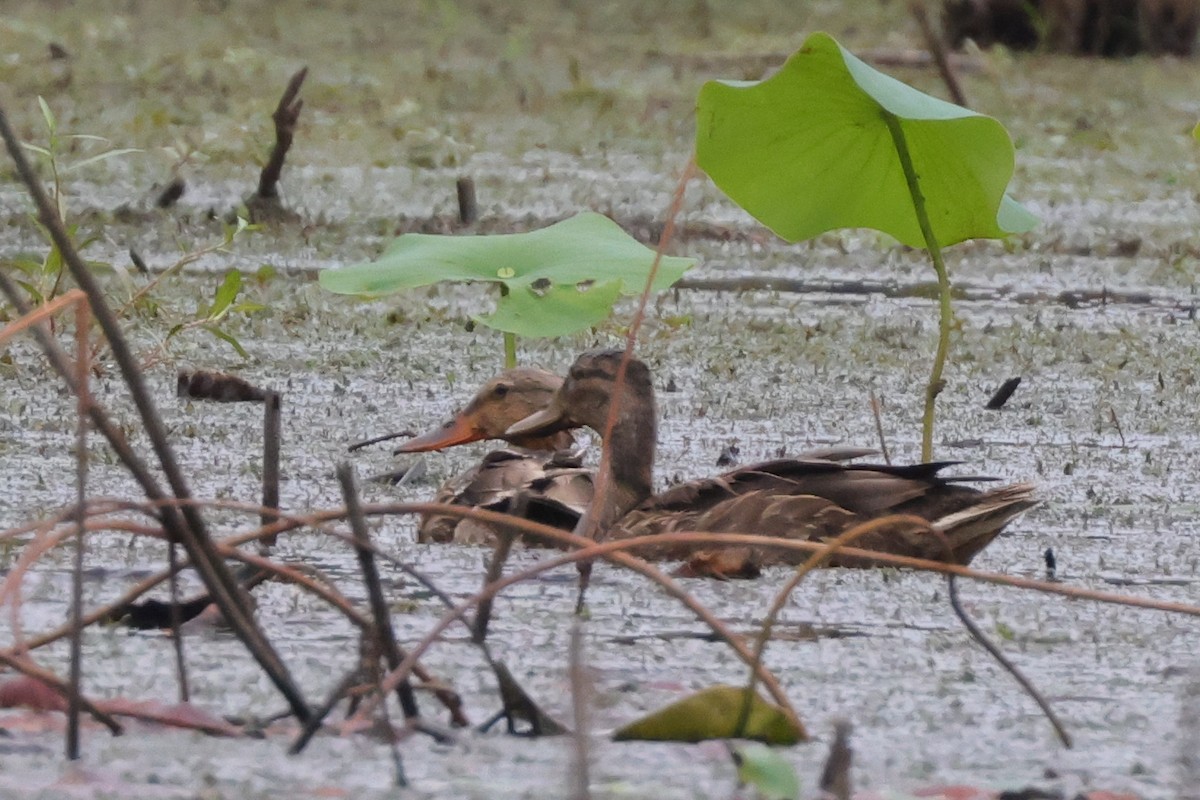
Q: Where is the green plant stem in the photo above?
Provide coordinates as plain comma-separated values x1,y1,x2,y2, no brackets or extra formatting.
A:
882,111,952,462
498,283,517,367
503,332,517,368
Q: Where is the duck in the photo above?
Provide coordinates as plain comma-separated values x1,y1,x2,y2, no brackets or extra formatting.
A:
349,368,594,544
506,350,1038,568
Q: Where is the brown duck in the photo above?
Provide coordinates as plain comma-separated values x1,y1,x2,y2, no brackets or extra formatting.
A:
350,368,594,544
506,350,1038,568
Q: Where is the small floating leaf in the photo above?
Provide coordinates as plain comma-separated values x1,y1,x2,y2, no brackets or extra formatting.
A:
731,742,801,800
613,684,803,745
696,32,1035,248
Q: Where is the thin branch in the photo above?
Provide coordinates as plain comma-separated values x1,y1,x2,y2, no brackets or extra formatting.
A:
66,296,89,760
948,574,1072,747
337,464,420,720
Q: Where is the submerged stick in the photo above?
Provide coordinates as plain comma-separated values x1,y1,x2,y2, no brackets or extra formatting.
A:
868,389,891,465
262,391,281,545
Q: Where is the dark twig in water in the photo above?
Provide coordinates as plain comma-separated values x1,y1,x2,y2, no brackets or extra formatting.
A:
261,391,282,547
155,177,185,208
177,371,280,547
66,299,90,760
456,176,477,225
0,105,311,723
819,719,853,800
167,543,190,702
869,389,892,465
1109,406,1127,448
473,501,525,644
256,67,307,200
910,1,967,106
947,574,1072,748
128,248,149,274
290,664,366,754
568,622,593,800
985,376,1022,410
337,464,421,721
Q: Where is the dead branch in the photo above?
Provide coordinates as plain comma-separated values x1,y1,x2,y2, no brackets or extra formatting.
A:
948,575,1072,747
256,67,307,201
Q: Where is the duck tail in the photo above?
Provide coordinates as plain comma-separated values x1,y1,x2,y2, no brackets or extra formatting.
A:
933,482,1039,565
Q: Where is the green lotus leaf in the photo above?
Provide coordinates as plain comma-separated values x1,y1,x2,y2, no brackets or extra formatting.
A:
477,280,623,337
319,212,694,338
696,32,1036,248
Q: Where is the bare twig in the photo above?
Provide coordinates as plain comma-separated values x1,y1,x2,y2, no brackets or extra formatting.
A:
167,541,190,702
257,67,307,200
568,622,593,800
575,155,698,613
262,391,281,546
1109,406,1127,448
910,1,968,106
948,574,1072,747
337,464,420,720
66,296,89,760
869,389,891,465
456,176,477,225
985,376,1022,410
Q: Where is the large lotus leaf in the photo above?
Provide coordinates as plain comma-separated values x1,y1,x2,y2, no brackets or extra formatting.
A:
321,211,691,294
612,685,803,745
478,280,623,337
696,32,1036,248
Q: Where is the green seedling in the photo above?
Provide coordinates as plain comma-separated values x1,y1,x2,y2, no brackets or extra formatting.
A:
696,32,1035,459
12,97,140,305
319,211,694,367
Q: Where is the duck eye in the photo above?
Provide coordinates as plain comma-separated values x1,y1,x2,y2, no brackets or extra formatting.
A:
493,384,509,398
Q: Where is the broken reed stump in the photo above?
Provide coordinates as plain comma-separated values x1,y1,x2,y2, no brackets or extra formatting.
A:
456,176,478,225
256,67,306,200
942,0,1199,56
177,369,281,543
246,66,307,223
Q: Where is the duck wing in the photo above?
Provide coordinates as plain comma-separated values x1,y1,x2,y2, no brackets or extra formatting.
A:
418,448,594,545
607,458,1035,568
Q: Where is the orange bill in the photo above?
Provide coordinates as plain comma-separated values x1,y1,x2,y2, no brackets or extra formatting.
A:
393,412,485,453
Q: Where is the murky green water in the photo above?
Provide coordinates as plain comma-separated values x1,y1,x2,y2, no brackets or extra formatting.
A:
2,1,1199,798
